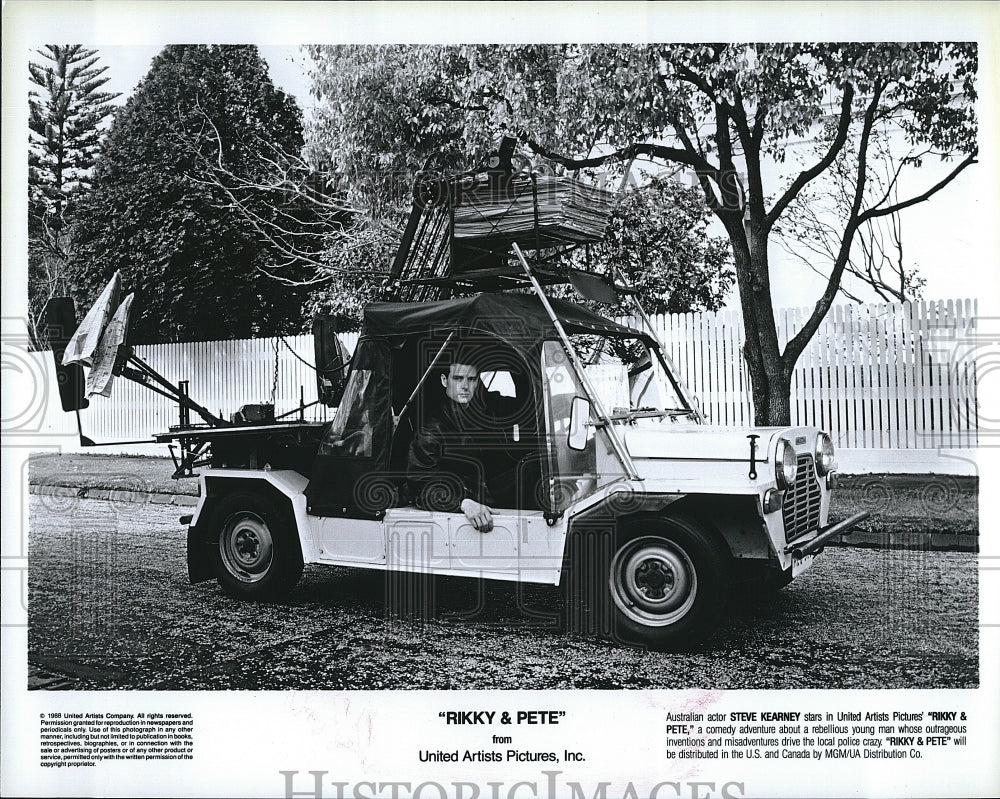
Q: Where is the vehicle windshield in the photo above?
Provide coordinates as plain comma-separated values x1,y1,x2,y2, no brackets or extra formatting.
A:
568,334,695,424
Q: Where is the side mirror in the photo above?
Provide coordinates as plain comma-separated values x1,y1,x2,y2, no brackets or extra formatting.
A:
568,396,591,451
313,314,349,407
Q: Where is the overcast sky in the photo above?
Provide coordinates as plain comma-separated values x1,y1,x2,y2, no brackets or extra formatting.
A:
98,45,311,108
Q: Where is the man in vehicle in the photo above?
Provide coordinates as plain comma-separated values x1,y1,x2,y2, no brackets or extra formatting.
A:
406,353,535,532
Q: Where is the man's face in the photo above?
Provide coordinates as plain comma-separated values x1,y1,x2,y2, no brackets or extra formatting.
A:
442,363,479,404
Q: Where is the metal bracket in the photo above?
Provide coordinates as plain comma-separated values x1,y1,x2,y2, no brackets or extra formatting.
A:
747,434,760,479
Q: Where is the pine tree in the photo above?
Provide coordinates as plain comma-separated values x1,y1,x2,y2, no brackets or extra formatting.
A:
28,45,119,346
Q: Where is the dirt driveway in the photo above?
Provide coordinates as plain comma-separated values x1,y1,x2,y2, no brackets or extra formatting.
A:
27,494,978,691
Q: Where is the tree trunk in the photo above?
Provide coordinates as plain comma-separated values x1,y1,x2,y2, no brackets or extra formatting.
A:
728,212,794,427
760,369,793,426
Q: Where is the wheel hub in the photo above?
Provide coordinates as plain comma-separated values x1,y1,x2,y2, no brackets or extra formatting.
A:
609,536,698,627
220,512,274,583
636,559,671,596
234,529,261,563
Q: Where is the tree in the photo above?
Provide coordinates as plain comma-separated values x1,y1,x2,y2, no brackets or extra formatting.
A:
584,175,733,314
774,127,926,304
302,45,733,322
306,45,977,423
299,215,401,328
300,46,503,322
71,45,309,343
304,46,506,210
486,43,976,424
28,44,119,347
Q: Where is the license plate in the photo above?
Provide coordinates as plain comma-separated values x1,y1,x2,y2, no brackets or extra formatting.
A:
792,552,816,578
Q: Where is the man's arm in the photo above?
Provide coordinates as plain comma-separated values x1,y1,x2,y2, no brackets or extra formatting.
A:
407,418,459,511
407,419,494,531
459,498,494,533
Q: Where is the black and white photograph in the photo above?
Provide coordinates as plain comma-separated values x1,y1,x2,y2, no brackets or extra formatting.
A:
3,3,998,798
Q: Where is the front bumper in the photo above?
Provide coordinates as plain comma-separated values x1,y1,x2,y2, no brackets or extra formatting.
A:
784,511,870,559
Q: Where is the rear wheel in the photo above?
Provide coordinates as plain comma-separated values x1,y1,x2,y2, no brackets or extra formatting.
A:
212,493,303,601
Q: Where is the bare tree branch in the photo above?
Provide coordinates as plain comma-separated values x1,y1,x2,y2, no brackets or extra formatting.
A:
519,136,704,174
765,83,855,232
784,81,887,363
171,107,385,286
859,152,977,222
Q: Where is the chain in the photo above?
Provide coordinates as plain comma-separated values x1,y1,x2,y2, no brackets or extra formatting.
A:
278,335,319,371
270,337,279,405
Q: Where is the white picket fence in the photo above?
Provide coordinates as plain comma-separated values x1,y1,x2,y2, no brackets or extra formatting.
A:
31,333,358,444
28,299,978,465
655,298,978,450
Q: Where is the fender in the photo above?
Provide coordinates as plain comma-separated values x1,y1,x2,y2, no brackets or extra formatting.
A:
187,469,314,584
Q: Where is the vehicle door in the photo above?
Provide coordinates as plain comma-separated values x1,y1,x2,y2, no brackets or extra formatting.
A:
446,367,529,573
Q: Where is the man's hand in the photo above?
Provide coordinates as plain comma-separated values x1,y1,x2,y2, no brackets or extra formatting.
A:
460,498,494,532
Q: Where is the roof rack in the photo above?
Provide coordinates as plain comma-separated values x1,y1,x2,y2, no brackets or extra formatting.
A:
387,137,618,301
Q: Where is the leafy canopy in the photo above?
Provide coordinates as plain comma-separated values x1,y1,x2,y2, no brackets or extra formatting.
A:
304,45,734,319
370,43,974,424
72,45,309,343
581,176,734,314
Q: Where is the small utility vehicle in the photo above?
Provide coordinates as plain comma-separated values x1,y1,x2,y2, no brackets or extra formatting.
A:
175,287,864,648
53,147,866,648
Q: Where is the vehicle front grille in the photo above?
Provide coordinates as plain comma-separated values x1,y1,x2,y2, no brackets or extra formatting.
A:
782,454,822,542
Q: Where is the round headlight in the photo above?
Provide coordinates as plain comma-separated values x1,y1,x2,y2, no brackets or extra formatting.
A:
815,432,835,476
775,439,797,488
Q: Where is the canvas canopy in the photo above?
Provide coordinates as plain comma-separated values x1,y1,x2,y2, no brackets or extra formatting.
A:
306,294,650,517
361,293,649,344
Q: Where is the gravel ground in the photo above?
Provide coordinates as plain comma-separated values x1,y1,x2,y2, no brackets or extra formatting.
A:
27,495,978,691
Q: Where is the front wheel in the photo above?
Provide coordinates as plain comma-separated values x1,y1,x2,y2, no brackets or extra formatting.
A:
212,493,303,601
565,515,729,650
609,536,701,628
610,518,729,649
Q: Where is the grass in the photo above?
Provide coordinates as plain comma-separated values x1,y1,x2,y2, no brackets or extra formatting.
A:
27,452,197,496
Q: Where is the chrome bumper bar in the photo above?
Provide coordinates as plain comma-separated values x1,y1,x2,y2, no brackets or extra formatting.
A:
784,511,871,559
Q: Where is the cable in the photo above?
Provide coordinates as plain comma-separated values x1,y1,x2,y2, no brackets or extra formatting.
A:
277,335,319,372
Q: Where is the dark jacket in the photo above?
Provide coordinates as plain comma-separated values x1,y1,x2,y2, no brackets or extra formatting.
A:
406,389,533,512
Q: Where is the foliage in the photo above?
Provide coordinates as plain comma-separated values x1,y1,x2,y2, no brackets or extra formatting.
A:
366,43,976,424
586,176,733,314
27,45,119,347
71,45,310,343
304,44,624,204
301,45,493,322
303,45,735,324
305,46,503,205
299,214,401,330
